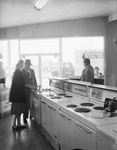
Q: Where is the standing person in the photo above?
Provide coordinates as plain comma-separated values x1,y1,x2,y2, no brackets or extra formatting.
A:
0,61,6,87
94,67,100,78
21,59,37,124
10,60,26,131
80,58,94,83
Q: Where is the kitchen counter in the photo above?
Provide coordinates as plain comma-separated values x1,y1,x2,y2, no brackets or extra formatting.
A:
97,123,117,142
41,92,117,131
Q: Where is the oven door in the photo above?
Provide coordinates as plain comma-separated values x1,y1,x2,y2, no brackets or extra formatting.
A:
73,120,96,150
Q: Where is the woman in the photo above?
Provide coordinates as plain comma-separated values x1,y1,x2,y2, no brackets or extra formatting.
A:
94,67,101,78
10,60,26,131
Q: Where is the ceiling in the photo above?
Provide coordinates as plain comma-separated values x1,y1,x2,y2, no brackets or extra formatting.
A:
0,0,117,28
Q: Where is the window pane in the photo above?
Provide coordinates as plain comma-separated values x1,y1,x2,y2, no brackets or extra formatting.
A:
20,38,59,54
41,55,59,88
0,40,9,86
10,40,19,74
62,37,104,78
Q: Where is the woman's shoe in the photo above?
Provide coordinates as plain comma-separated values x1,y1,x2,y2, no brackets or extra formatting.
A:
12,126,20,131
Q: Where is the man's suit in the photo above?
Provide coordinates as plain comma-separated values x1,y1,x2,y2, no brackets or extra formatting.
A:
81,65,94,83
21,68,37,120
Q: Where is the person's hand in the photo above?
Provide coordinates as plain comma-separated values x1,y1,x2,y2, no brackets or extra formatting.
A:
25,84,36,89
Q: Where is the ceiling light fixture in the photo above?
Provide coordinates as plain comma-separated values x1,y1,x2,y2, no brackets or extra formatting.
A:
34,0,49,11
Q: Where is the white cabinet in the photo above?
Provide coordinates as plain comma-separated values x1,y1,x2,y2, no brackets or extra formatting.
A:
41,101,49,132
30,92,41,124
97,133,116,150
58,111,74,150
41,99,58,146
0,88,11,117
48,104,58,143
73,120,96,150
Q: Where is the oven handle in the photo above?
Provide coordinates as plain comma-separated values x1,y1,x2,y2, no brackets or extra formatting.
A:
41,101,47,105
74,122,92,134
48,105,56,111
59,113,71,121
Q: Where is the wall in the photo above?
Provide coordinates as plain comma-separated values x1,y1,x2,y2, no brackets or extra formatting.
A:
0,17,106,39
105,20,117,86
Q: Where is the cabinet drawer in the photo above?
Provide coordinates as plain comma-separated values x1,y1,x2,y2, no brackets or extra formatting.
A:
0,100,11,113
0,90,9,102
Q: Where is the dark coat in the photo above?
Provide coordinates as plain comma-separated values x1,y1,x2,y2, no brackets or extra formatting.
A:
9,70,26,103
81,65,94,83
21,68,37,88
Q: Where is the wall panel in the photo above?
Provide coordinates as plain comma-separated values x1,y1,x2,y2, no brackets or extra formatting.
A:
0,17,106,39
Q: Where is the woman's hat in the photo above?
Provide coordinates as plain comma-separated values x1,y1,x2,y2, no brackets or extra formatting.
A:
25,59,32,65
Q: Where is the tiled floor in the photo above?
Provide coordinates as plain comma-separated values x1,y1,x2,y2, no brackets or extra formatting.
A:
0,115,54,150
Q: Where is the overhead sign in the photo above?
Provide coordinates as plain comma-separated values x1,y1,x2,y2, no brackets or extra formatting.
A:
85,51,103,59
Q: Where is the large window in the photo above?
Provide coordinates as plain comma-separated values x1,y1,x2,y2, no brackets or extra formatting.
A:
20,38,60,88
0,37,104,87
20,38,59,54
61,37,104,78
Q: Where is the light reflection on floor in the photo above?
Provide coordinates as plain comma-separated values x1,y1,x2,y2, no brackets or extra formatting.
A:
0,115,54,150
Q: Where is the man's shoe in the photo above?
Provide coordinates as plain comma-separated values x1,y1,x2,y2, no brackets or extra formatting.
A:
18,125,26,129
24,118,27,124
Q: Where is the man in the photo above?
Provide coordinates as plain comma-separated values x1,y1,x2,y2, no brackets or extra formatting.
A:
21,59,37,123
80,58,94,83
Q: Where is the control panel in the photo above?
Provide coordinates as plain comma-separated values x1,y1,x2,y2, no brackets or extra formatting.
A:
50,79,65,91
90,87,117,102
91,88,103,100
65,83,88,97
73,84,87,96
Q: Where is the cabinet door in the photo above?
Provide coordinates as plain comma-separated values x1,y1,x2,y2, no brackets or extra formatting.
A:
74,120,96,150
34,97,40,124
41,101,49,132
48,104,58,143
30,94,35,117
58,111,74,150
97,133,115,150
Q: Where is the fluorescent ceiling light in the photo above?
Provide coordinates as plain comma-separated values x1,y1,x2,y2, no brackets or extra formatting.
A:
34,0,49,11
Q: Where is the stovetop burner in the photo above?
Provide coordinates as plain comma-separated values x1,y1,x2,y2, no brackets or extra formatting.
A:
57,93,66,96
50,96,61,99
46,94,55,97
93,106,104,110
80,102,94,107
74,108,91,113
66,104,78,108
64,95,73,98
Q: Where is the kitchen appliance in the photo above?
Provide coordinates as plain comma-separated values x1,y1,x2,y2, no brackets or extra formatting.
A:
104,97,117,113
97,123,117,150
41,78,68,150
30,90,41,125
57,81,117,150
42,78,117,150
59,83,117,128
0,88,11,118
